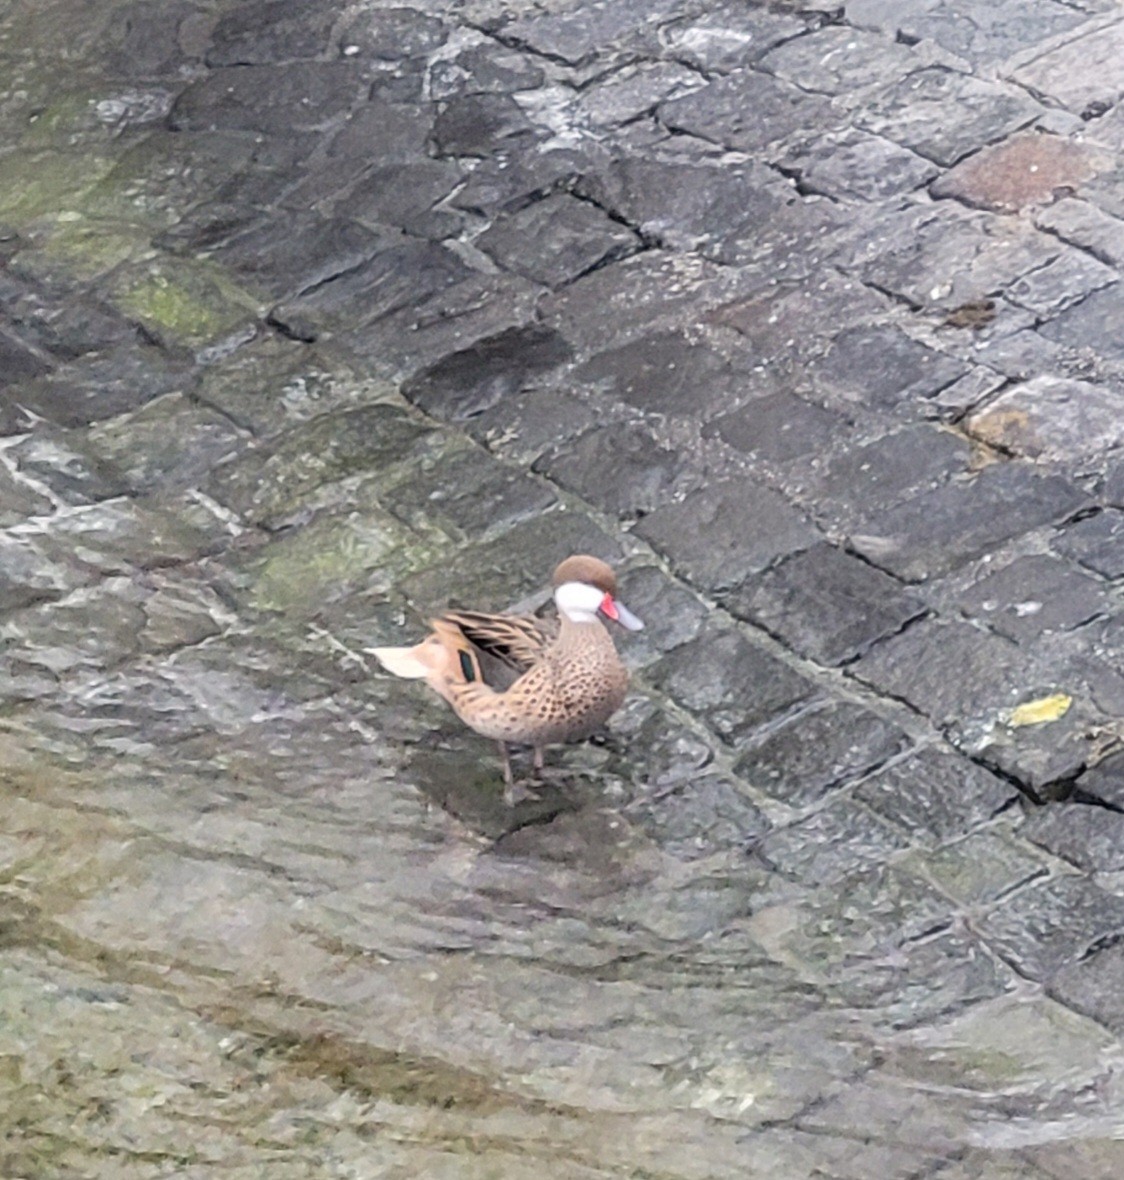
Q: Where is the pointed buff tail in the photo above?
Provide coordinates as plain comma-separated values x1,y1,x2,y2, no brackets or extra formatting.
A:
368,620,484,702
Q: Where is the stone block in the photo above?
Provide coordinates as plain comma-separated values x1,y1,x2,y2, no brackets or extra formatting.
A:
612,564,709,666
1075,750,1124,809
856,67,1041,166
169,62,364,134
658,67,839,153
337,7,448,60
1024,803,1124,872
1034,197,1124,268
647,623,818,746
1037,282,1124,361
930,133,1102,212
846,0,1088,66
1049,942,1124,1037
848,463,1087,581
916,829,1047,905
576,62,703,128
205,0,337,66
977,876,1124,981
626,774,771,860
798,424,971,531
430,44,544,100
758,797,910,883
534,422,691,518
431,93,540,157
1005,252,1117,318
475,194,640,287
734,699,910,807
659,3,807,73
705,393,847,464
493,0,678,66
805,324,967,411
401,324,573,424
1011,20,1124,116
778,128,939,202
856,748,1017,846
380,446,556,540
632,476,819,593
957,554,1108,641
571,328,757,419
333,161,465,238
965,376,1124,465
1053,509,1124,578
726,543,926,666
760,26,921,96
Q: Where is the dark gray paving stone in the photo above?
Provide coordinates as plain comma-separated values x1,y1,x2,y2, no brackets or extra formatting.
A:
534,422,690,519
491,0,678,66
1010,19,1124,117
334,161,465,239
0,465,52,525
958,554,1109,641
205,0,337,66
1049,942,1124,1037
758,797,911,884
543,250,768,356
571,329,760,419
1004,251,1116,318
475,194,640,287
726,543,927,667
658,67,839,153
856,67,1041,166
380,446,556,539
0,346,188,431
466,387,592,463
430,43,545,99
211,214,385,301
83,394,244,495
1074,751,1124,810
1024,804,1124,873
1052,510,1124,579
337,6,448,60
104,0,204,77
851,618,1025,730
705,393,847,465
1035,197,1124,270
1037,282,1124,362
778,128,939,202
797,424,971,530
659,2,807,72
759,25,921,95
856,748,1017,846
965,376,1124,465
977,876,1124,981
707,272,888,371
916,829,1047,906
647,623,818,746
400,511,625,614
625,774,771,861
612,564,709,666
401,324,573,424
0,534,77,614
848,463,1088,582
272,238,472,333
633,476,820,594
805,324,967,412
5,431,129,506
326,100,436,166
345,269,545,381
577,61,704,129
208,403,436,527
0,326,52,394
734,700,911,808
846,0,1090,67
842,202,1055,313
450,143,610,219
431,93,540,157
169,62,364,133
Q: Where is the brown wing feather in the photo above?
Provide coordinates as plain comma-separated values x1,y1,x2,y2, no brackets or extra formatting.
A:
438,610,557,675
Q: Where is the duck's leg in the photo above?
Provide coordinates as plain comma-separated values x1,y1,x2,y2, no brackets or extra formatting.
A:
498,741,518,806
532,746,545,776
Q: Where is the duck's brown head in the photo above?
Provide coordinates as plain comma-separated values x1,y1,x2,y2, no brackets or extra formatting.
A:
551,555,643,631
551,554,618,597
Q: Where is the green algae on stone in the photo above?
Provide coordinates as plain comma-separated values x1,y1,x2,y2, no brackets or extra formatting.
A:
109,258,263,350
244,510,435,617
0,150,116,226
27,214,152,282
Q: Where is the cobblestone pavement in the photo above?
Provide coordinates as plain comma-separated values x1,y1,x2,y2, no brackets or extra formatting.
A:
4,0,1124,1175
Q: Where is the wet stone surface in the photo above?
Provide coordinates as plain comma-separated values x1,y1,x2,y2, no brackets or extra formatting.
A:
4,0,1124,1176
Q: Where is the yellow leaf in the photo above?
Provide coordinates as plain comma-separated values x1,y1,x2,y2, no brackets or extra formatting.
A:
1008,693,1072,727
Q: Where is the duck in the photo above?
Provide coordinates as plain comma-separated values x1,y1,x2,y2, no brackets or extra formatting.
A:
369,554,644,802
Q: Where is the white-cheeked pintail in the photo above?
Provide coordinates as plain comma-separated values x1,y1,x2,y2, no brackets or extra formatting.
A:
369,555,643,802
